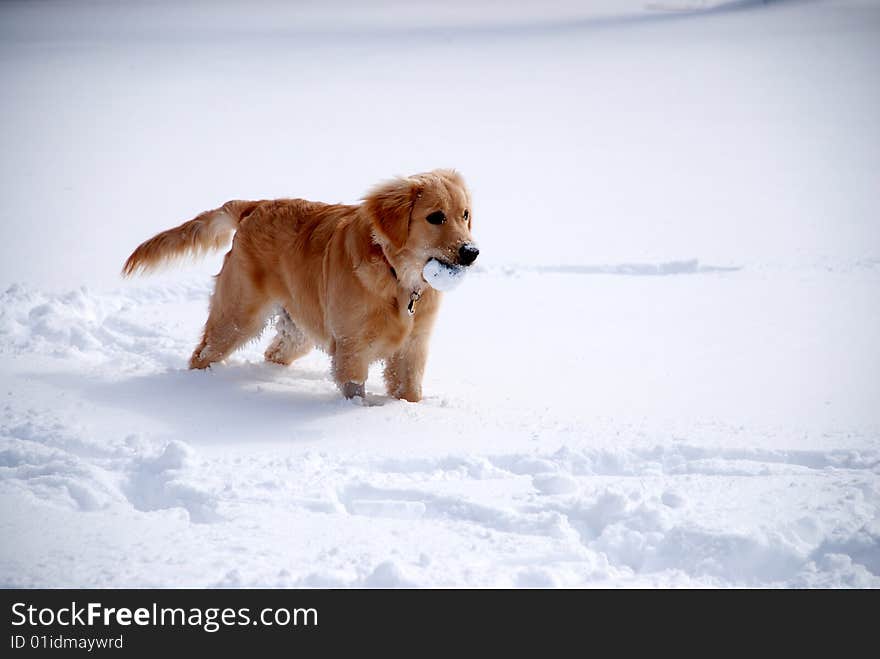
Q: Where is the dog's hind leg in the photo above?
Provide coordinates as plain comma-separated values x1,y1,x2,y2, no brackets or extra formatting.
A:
189,252,271,369
264,308,312,366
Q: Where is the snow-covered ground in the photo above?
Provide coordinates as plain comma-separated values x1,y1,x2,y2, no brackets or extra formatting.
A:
1,0,878,587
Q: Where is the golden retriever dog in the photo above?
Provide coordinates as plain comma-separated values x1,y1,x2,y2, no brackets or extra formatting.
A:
122,169,478,401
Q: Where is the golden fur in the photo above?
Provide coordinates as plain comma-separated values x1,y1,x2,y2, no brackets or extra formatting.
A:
123,169,477,401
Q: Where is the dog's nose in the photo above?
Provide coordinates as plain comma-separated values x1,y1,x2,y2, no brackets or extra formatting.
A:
458,243,480,266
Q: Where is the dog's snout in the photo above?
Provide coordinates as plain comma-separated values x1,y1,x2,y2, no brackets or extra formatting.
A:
458,243,479,266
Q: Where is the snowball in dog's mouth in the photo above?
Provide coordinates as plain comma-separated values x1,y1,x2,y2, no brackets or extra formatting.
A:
422,258,468,292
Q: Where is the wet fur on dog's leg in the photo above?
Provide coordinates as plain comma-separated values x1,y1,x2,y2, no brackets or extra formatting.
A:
332,341,370,398
190,304,269,369
190,250,270,369
264,308,312,366
384,335,430,402
384,313,436,402
341,381,366,399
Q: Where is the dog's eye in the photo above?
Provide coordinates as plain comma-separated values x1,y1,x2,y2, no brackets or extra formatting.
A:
426,210,446,225
463,210,469,221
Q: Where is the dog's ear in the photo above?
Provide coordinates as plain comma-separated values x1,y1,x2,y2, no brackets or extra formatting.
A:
364,177,422,249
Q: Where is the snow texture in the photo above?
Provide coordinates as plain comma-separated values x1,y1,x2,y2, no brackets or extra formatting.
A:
422,259,469,292
1,0,879,588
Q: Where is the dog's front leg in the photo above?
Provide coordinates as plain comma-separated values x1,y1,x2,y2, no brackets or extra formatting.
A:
384,333,431,403
340,381,365,399
332,339,370,399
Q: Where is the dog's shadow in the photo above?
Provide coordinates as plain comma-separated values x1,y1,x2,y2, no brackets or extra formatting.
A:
31,362,390,446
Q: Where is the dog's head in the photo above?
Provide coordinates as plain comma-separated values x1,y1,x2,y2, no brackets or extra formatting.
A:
365,169,478,283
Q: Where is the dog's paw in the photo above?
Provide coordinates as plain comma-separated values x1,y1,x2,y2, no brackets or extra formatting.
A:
341,381,365,399
264,345,293,366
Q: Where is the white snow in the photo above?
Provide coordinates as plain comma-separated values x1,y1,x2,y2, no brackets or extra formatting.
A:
1,0,878,588
423,258,469,292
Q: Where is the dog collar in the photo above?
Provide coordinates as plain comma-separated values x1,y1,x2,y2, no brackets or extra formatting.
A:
383,253,422,316
407,290,421,315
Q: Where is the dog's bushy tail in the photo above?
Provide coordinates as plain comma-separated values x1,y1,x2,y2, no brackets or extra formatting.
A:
122,200,262,277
